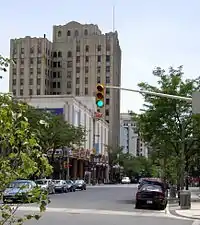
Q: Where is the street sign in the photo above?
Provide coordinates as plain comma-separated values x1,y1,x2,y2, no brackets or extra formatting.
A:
94,111,103,118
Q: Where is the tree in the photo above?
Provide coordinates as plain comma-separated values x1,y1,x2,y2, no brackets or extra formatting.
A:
0,94,52,224
132,66,200,188
0,55,12,74
26,107,86,153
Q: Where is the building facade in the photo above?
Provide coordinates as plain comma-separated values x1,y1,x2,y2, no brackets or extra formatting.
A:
16,95,109,182
9,21,121,148
120,113,148,158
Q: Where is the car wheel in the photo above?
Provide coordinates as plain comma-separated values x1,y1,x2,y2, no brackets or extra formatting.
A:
135,201,141,209
73,188,76,192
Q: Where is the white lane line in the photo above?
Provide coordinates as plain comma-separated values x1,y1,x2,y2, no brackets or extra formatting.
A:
16,206,188,220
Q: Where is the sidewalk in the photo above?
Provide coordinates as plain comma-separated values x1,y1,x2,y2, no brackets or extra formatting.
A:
174,202,200,220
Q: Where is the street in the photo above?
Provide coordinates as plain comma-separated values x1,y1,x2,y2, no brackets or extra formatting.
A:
13,184,195,225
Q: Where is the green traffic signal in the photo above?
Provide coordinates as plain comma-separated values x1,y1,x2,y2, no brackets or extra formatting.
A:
96,100,104,108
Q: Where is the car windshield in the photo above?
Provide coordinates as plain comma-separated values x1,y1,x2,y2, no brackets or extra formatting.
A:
122,177,129,180
66,180,72,184
140,184,162,192
141,180,163,187
8,181,30,188
35,180,47,185
75,180,83,184
54,180,61,184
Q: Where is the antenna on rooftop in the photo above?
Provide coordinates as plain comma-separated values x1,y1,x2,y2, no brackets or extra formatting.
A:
112,5,115,32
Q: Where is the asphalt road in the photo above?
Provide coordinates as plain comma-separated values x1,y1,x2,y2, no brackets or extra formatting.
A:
7,184,197,225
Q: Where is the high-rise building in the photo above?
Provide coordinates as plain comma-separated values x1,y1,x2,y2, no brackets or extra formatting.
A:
120,113,148,157
9,21,121,147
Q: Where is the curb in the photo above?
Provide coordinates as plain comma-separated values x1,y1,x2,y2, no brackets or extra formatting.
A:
169,208,200,221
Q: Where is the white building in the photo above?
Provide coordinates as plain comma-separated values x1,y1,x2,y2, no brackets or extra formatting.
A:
16,95,109,156
120,113,148,158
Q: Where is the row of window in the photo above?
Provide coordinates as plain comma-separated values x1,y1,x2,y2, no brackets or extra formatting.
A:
58,29,89,38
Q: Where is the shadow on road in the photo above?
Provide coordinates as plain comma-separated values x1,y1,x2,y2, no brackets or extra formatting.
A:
116,199,135,204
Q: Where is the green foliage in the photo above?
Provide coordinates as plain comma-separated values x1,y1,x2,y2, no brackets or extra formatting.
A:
0,55,13,74
132,66,200,184
0,94,52,224
25,107,86,152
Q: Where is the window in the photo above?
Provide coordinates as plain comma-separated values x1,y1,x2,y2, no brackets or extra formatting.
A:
58,31,62,37
53,72,56,78
106,66,110,72
106,55,110,62
76,88,80,95
58,61,61,68
67,81,71,88
58,51,62,57
21,48,24,54
68,51,72,57
97,45,101,51
97,77,101,83
53,62,57,68
30,47,34,54
37,57,41,64
106,99,110,105
106,88,110,94
13,89,16,96
37,78,41,85
20,59,24,64
53,82,56,88
106,77,110,84
38,47,41,54
20,89,23,95
13,68,16,75
30,68,33,75
67,61,72,67
30,58,33,64
85,88,88,95
12,79,16,85
29,89,33,95
76,67,80,73
76,45,80,52
85,45,89,52
57,82,60,88
106,120,109,124
37,68,41,74
76,77,80,84
37,89,40,95
84,29,88,35
85,66,89,73
67,71,72,78
57,71,61,78
106,43,111,51
97,56,101,62
85,56,89,62
53,52,57,57
67,30,71,36
76,56,80,63
75,30,79,36
20,79,24,85
105,109,109,116
85,77,88,84
29,79,33,85
97,66,101,73
20,68,24,75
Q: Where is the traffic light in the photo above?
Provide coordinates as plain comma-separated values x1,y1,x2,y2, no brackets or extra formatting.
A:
96,84,104,108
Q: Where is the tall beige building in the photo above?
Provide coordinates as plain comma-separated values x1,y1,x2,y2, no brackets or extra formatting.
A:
9,21,121,147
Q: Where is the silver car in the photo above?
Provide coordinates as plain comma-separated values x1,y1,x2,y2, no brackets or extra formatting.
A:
35,179,55,194
54,180,68,193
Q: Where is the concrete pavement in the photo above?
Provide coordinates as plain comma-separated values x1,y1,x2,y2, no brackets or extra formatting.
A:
5,184,198,225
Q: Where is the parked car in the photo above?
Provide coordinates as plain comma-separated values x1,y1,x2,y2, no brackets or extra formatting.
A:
138,178,167,191
74,180,86,190
121,177,131,184
135,184,167,210
35,179,55,194
54,180,68,193
66,180,76,192
3,180,37,203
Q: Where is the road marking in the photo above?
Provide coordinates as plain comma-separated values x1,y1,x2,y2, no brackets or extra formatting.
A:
16,206,188,220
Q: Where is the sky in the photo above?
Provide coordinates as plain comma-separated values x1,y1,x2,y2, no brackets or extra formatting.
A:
1,0,200,113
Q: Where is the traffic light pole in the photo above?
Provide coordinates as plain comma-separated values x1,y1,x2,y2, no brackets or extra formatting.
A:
105,85,192,102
